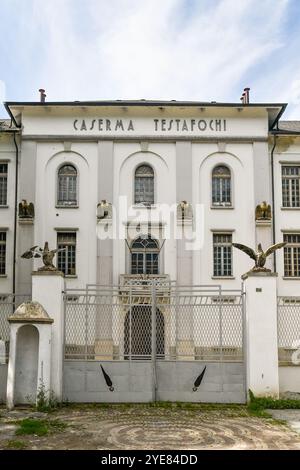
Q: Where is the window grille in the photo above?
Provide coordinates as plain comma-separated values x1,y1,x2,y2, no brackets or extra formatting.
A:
213,233,232,276
212,165,231,206
57,232,76,276
131,236,159,275
0,163,8,206
0,232,6,275
134,164,154,206
282,166,300,208
57,164,77,206
284,234,300,277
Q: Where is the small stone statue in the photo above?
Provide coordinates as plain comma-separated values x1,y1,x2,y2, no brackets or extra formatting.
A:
177,201,193,220
18,199,35,218
255,201,271,221
97,200,112,220
21,241,65,272
232,242,286,273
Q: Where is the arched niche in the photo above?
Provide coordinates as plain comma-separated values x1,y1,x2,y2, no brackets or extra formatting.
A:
14,325,39,404
6,301,53,409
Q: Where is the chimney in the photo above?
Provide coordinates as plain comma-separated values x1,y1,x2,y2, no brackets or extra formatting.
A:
244,87,250,104
39,88,46,103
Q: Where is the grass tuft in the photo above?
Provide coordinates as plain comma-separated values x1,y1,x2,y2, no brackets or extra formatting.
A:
247,389,300,417
15,418,67,436
5,440,27,449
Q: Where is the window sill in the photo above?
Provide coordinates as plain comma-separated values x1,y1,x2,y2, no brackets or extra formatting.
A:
0,206,9,209
56,205,79,209
281,207,300,210
210,206,234,210
0,275,7,278
132,204,156,209
212,276,235,279
64,275,78,278
282,276,300,280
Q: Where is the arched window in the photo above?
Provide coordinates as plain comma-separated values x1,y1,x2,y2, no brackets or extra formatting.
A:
131,236,159,274
212,165,231,206
134,164,154,206
57,164,78,206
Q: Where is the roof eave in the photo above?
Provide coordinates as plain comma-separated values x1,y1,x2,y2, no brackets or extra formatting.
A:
4,100,287,130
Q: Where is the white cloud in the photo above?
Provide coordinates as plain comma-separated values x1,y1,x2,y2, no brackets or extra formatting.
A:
1,0,292,104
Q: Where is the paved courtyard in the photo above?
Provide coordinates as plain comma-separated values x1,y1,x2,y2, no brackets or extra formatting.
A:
1,404,300,450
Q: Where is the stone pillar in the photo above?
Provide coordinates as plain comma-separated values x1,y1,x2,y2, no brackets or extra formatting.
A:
32,272,65,401
255,221,273,271
243,272,279,398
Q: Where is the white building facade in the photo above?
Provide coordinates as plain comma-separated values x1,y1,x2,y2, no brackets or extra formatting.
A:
2,98,300,404
1,99,300,295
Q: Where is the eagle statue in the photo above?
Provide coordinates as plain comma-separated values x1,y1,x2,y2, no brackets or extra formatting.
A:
18,199,35,219
21,241,65,272
255,201,271,221
97,200,112,220
232,242,286,272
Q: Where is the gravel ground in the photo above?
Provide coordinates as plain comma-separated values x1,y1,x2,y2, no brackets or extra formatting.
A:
1,404,300,450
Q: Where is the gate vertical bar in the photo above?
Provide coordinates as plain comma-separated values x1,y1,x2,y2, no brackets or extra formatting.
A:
84,285,89,392
219,285,223,361
242,281,248,402
151,281,157,402
62,290,67,400
129,286,132,361
175,287,179,360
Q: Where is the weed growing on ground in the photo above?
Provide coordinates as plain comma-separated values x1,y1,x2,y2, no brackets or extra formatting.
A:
36,379,60,412
248,390,300,417
5,439,27,449
15,418,67,436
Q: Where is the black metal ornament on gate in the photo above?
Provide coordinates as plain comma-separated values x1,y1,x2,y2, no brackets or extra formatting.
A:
100,365,114,392
193,366,207,392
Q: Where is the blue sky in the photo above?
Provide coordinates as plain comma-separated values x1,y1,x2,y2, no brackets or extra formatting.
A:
1,0,300,119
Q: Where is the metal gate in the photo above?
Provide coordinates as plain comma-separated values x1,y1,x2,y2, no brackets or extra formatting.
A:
63,282,246,403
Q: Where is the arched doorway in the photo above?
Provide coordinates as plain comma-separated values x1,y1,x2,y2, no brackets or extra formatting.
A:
124,306,164,359
14,325,39,404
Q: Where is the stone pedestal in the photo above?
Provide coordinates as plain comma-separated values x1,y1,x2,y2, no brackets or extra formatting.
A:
32,271,65,401
243,272,279,399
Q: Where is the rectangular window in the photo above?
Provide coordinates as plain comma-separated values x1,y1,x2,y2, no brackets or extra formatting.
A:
131,252,144,274
282,166,300,208
0,232,6,275
213,233,232,276
284,234,300,277
0,163,8,206
57,232,76,276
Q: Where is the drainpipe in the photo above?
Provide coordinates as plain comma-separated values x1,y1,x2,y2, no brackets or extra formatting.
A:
12,132,19,295
270,134,277,272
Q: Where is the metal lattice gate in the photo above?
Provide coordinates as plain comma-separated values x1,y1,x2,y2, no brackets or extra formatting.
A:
63,283,246,403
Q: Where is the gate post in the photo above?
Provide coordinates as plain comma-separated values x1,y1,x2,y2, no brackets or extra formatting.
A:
32,271,65,401
243,272,279,399
151,282,157,402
